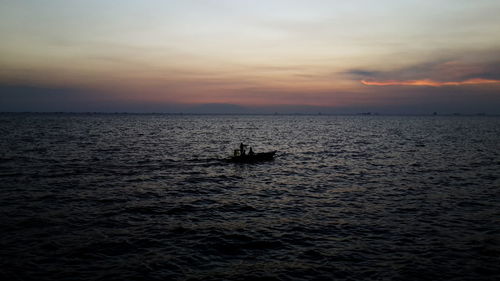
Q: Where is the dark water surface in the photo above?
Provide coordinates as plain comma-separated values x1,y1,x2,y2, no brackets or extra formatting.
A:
1,113,499,281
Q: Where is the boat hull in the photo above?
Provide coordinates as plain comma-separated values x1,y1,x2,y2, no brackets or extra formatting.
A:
228,151,276,163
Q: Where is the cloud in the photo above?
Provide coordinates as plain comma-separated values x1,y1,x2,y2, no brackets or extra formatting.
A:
345,57,500,88
344,69,381,77
0,84,185,112
361,78,500,87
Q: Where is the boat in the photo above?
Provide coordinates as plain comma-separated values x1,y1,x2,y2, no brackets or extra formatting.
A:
228,150,277,163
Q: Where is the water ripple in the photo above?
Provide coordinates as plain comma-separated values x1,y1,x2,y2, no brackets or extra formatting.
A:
0,114,499,280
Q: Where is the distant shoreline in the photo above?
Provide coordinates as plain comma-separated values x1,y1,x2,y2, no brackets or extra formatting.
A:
0,112,498,117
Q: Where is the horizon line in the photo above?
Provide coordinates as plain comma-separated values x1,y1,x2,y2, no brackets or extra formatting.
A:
0,112,497,117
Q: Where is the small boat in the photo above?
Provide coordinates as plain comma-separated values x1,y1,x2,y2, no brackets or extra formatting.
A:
228,150,277,163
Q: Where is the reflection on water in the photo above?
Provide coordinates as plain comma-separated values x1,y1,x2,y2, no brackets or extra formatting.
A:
1,113,499,280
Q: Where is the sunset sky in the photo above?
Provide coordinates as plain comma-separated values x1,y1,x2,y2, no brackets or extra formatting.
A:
1,0,500,113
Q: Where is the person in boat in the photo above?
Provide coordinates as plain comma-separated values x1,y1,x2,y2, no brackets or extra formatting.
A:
248,147,255,156
240,143,247,156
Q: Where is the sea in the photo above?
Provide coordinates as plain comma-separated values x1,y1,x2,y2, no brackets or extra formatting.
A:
1,113,499,281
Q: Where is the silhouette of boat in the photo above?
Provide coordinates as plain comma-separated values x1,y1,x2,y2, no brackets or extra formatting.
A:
228,151,277,163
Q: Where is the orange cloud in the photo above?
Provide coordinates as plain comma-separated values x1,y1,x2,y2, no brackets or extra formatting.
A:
361,78,500,87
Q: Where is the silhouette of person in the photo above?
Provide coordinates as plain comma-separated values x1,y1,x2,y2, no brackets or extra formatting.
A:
240,143,246,156
248,147,254,156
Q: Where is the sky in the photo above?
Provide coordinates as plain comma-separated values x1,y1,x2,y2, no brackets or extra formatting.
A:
1,0,500,114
